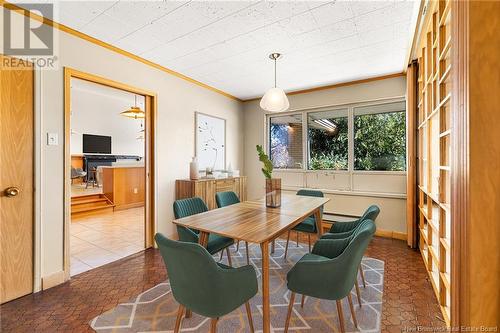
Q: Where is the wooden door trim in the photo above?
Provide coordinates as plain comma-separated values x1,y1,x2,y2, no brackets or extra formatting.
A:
450,0,469,327
63,67,157,280
406,60,418,248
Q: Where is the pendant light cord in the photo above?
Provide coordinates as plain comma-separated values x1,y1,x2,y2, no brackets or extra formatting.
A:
274,57,277,88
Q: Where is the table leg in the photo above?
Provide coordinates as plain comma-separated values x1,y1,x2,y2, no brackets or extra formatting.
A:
185,231,210,319
260,241,271,333
314,208,323,237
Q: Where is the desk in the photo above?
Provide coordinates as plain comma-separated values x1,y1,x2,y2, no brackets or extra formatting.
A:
102,166,145,210
172,194,330,333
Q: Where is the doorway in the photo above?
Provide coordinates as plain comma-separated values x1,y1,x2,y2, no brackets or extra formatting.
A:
64,68,156,278
0,56,34,303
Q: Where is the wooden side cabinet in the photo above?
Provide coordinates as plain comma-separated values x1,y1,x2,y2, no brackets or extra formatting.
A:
175,176,247,210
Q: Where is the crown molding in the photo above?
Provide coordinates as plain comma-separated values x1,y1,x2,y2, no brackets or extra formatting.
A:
243,72,405,102
1,1,242,102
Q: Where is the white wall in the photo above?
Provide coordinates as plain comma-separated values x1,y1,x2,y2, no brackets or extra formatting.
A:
243,76,408,234
70,81,145,156
3,9,244,281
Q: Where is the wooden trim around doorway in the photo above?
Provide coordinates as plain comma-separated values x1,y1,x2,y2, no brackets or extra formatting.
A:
63,68,157,280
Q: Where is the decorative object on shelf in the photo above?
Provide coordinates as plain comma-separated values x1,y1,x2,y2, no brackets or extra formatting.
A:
195,112,226,171
227,162,233,177
260,53,289,113
257,144,281,207
121,94,145,119
189,157,199,180
205,167,214,179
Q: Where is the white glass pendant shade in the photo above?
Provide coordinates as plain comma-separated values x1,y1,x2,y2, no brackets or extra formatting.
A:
260,87,290,112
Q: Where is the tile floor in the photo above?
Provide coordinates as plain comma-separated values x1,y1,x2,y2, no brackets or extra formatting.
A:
70,207,145,276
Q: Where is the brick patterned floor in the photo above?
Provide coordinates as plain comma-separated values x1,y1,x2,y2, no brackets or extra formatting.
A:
0,237,444,332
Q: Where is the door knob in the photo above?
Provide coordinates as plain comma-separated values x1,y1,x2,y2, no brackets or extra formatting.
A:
4,187,20,197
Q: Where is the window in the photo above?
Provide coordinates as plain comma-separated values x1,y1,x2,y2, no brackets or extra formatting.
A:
354,101,406,171
307,109,348,170
269,114,303,169
266,99,406,173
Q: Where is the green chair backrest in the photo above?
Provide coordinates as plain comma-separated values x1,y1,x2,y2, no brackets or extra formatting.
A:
155,233,257,318
361,205,380,222
215,191,240,208
288,219,376,300
155,233,228,317
297,189,324,198
173,197,208,241
173,197,208,218
330,219,375,298
296,189,324,230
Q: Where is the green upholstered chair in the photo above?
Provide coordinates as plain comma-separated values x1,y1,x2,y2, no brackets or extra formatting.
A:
215,191,240,208
284,219,376,333
321,204,380,293
323,205,380,237
215,191,251,265
284,189,324,259
155,233,257,333
173,197,235,266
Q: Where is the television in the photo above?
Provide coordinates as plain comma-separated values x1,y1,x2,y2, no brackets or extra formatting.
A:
83,134,111,154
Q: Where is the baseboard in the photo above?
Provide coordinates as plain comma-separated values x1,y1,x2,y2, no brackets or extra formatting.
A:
42,271,65,290
375,229,407,241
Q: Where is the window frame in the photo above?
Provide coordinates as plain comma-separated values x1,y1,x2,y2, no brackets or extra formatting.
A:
265,96,407,176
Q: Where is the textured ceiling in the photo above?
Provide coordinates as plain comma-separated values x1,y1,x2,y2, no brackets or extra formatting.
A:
25,1,420,100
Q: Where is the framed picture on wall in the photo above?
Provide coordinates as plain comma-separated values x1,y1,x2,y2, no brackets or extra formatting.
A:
195,112,226,171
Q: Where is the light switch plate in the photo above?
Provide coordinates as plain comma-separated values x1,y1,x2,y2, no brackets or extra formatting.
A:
47,133,58,146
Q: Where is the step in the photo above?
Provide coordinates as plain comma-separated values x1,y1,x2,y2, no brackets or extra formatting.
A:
71,197,108,205
71,204,114,215
71,200,112,210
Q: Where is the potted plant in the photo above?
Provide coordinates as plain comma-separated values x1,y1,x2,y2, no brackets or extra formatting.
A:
256,145,281,208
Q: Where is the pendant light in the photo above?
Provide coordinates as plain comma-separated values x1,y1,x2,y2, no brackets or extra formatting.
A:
121,94,145,119
260,53,289,113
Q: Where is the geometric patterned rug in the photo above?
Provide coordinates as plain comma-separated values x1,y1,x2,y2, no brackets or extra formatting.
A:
90,239,384,332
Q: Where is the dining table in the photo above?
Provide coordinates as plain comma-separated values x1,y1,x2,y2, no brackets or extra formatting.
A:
172,193,330,333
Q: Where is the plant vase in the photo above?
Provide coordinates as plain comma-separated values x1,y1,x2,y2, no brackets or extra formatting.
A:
265,178,281,208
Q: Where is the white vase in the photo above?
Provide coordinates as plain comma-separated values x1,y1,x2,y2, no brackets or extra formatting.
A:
189,157,199,180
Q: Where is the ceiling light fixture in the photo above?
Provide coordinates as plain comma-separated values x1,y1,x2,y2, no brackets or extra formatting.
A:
260,53,289,113
121,94,145,119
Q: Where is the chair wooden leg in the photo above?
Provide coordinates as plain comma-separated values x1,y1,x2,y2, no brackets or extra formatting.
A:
308,234,311,252
174,304,184,333
301,294,306,308
236,240,240,252
245,302,255,333
355,280,362,307
245,241,250,265
219,251,224,261
284,292,295,333
359,265,366,288
271,240,275,254
336,299,346,333
284,231,291,259
347,294,358,328
296,231,299,246
185,309,192,318
210,318,218,333
226,247,232,267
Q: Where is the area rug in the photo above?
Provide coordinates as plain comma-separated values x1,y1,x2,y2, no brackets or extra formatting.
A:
90,239,384,332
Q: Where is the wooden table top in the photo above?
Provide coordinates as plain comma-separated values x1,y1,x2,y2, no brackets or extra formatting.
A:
172,194,330,244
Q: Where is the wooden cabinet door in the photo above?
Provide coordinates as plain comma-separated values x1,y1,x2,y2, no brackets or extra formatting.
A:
0,56,34,303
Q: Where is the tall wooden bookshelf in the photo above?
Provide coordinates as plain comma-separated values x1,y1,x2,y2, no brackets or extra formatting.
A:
416,0,452,326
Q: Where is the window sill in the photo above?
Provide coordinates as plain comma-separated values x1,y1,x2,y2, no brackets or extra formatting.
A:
281,186,407,199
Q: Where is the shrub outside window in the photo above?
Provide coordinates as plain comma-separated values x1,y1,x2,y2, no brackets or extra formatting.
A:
269,114,303,169
307,109,348,170
353,101,406,171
